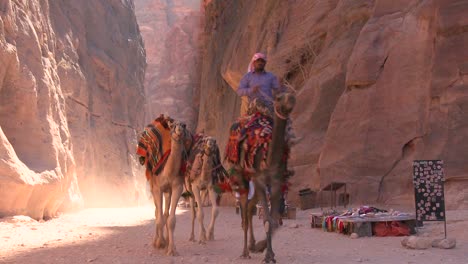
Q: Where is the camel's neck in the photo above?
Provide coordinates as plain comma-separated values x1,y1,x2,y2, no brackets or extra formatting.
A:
200,154,213,182
164,137,184,175
267,115,288,166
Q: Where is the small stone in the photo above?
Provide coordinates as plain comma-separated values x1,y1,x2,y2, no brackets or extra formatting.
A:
432,238,456,249
401,236,431,250
350,233,359,239
289,223,299,228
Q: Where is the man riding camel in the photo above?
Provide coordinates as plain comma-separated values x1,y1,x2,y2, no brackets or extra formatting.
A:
237,52,284,116
234,52,295,225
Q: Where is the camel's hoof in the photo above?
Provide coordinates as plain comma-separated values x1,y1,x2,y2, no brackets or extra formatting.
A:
248,242,256,252
189,236,195,242
200,233,207,241
263,251,276,263
240,253,251,259
198,240,206,245
208,232,214,241
154,238,166,249
166,249,179,256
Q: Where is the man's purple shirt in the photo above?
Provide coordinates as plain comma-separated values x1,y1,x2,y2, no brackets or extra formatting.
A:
237,71,283,105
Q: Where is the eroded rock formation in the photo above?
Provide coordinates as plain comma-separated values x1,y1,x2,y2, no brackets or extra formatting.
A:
197,0,468,209
0,0,146,219
135,0,201,128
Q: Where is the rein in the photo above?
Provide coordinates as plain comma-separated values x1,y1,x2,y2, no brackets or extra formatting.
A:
274,105,288,120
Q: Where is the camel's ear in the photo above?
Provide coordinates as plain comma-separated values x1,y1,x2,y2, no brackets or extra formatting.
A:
168,120,174,130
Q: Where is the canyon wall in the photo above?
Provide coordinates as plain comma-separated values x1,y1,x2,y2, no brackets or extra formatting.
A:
135,0,201,128
197,0,468,209
0,0,146,219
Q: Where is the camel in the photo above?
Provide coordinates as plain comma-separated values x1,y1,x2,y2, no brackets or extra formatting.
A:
227,92,296,263
185,135,227,244
149,121,190,256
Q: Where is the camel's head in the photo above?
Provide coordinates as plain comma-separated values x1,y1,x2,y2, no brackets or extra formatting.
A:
154,114,174,130
202,136,217,156
274,92,296,118
171,121,187,142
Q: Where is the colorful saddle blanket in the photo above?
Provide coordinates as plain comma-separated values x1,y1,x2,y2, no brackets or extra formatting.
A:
136,115,173,180
225,112,292,194
225,112,274,167
185,133,229,193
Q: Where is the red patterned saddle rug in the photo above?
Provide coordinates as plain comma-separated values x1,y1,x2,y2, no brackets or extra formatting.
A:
136,115,173,180
225,112,274,167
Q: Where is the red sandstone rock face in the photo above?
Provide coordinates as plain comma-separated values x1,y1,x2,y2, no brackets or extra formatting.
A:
197,0,468,209
135,0,201,129
0,0,146,219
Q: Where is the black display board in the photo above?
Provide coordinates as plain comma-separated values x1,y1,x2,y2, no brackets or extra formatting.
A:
413,160,446,222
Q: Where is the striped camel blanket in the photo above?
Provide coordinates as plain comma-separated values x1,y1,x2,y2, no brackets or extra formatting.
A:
225,112,291,186
225,112,274,168
136,115,173,180
185,133,229,194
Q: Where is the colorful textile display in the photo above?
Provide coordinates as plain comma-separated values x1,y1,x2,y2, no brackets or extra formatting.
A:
319,206,413,236
373,221,410,237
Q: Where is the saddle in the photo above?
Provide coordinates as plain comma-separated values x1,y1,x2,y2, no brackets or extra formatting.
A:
225,112,274,168
136,115,173,180
185,133,228,193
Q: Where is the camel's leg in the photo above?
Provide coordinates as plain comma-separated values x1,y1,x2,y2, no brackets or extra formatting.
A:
255,181,276,263
201,189,208,206
163,191,171,243
166,183,183,256
189,195,196,242
207,187,219,240
152,196,159,245
239,194,250,259
152,188,166,249
192,185,207,244
247,196,257,252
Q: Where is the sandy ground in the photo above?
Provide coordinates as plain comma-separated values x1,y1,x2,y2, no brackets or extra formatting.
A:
1,204,467,264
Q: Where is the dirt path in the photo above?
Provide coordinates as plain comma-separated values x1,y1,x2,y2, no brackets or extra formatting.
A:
1,205,467,264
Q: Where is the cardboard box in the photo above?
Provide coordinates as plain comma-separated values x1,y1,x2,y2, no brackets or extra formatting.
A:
286,206,296,219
